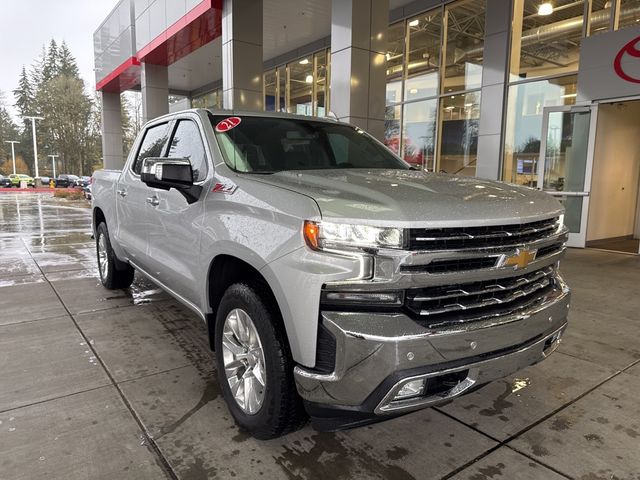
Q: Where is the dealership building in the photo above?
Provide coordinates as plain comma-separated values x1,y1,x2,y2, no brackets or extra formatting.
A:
94,0,640,253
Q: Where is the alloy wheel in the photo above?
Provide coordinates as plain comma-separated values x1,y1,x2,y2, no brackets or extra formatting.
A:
221,308,267,415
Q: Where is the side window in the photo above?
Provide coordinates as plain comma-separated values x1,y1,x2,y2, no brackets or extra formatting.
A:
167,120,208,181
132,123,169,174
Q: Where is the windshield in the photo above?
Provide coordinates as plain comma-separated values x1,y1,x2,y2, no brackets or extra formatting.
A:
210,114,409,174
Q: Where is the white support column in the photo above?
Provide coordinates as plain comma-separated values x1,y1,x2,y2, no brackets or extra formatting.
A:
221,0,263,111
330,0,388,140
101,92,124,170
141,63,169,122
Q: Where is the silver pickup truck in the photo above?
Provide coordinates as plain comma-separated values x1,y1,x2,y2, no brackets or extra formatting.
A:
92,109,570,439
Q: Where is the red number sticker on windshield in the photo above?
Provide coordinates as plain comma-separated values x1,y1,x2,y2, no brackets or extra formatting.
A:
215,116,242,133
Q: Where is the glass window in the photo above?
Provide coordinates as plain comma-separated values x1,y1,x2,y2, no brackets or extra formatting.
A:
618,0,640,30
442,0,485,94
386,22,405,105
511,0,585,80
264,70,277,111
402,99,438,170
588,0,612,35
210,115,408,173
277,65,287,112
438,91,481,176
502,75,577,186
384,105,402,154
191,90,221,109
132,123,169,174
405,10,442,101
542,109,589,191
314,51,328,116
167,120,208,182
288,57,313,115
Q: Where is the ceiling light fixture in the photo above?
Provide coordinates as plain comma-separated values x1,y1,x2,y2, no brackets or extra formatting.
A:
538,2,554,15
305,74,313,83
299,58,310,65
409,19,419,27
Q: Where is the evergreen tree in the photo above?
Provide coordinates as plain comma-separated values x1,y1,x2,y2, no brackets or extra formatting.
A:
58,41,79,78
13,66,34,117
0,91,20,169
42,39,60,83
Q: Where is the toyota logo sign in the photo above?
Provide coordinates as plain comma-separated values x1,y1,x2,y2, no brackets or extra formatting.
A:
613,35,640,84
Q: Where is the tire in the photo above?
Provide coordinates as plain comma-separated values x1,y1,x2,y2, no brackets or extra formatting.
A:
96,222,135,290
214,282,306,439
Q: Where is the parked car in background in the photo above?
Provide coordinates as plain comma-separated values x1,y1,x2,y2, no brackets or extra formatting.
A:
9,174,35,187
36,176,51,186
0,175,12,188
54,174,79,188
83,184,92,200
75,176,91,187
92,110,571,439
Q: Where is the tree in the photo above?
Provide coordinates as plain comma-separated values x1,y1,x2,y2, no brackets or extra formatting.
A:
58,42,79,78
42,39,60,83
12,38,106,176
0,90,20,168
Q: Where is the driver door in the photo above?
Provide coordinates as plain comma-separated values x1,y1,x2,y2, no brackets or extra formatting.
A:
144,115,211,307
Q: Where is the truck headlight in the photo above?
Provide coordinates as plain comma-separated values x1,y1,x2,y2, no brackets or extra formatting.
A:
304,221,404,251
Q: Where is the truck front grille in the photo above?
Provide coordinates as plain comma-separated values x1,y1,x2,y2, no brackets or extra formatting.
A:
404,266,556,328
407,217,559,251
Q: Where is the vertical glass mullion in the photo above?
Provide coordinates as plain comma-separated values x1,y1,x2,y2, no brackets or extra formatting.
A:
435,5,446,173
312,53,319,116
400,18,409,160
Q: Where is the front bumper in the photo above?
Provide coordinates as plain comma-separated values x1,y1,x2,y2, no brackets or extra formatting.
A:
295,280,570,430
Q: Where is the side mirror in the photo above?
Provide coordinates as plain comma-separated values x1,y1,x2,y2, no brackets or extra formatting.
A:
140,157,202,204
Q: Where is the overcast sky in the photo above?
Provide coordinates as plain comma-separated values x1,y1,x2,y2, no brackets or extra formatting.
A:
0,0,118,118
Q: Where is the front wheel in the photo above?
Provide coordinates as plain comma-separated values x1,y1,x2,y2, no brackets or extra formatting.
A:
96,222,134,289
214,283,306,439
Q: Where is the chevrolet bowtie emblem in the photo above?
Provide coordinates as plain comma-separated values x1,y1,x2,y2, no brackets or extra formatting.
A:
503,248,537,269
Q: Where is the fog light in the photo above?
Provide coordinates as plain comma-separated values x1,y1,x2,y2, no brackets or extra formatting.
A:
394,379,426,400
322,291,403,305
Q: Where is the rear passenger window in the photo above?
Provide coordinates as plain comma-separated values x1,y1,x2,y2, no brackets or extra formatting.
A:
167,120,208,181
132,123,169,174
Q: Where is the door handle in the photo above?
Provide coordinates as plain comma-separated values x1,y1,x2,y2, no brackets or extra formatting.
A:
146,196,160,206
116,189,128,197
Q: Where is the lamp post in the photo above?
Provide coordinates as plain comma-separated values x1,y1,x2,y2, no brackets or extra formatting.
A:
48,154,59,179
4,140,19,174
23,116,44,178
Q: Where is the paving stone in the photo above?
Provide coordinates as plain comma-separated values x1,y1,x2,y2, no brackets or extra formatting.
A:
449,447,567,480
439,352,616,440
0,316,110,411
0,255,40,279
0,282,66,326
75,303,202,382
558,307,640,370
0,386,168,480
50,274,170,315
511,372,640,479
120,364,497,480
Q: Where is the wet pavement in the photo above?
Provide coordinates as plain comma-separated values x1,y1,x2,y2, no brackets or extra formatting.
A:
1,192,639,480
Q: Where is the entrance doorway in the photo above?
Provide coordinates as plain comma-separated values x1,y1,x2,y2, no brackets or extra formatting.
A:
585,100,640,255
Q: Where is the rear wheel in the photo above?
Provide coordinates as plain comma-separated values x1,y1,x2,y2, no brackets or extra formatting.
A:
214,283,306,439
96,222,134,290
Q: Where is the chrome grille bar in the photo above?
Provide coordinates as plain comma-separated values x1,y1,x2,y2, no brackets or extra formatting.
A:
411,267,553,302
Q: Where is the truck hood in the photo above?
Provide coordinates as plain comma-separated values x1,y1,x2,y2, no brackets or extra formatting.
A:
249,169,563,227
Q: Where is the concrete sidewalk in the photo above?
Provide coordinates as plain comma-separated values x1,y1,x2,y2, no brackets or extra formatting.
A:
1,193,639,480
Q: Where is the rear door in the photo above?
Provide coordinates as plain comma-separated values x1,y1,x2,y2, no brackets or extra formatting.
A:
144,114,211,306
115,120,171,269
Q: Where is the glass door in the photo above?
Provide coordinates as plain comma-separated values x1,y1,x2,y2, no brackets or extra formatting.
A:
538,105,597,247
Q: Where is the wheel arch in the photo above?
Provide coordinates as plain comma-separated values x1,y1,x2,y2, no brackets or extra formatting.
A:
206,254,298,361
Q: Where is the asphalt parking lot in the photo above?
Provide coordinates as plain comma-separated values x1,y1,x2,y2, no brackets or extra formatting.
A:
1,192,639,480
